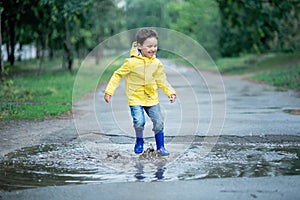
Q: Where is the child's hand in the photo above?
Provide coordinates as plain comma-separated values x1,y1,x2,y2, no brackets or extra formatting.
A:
104,93,111,103
169,94,176,103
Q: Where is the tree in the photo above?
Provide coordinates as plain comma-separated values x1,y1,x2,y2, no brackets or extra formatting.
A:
50,0,123,71
1,0,40,65
34,0,53,76
1,0,19,66
0,0,124,73
166,0,221,58
72,0,125,64
125,0,169,29
217,0,300,56
53,0,88,72
0,7,3,80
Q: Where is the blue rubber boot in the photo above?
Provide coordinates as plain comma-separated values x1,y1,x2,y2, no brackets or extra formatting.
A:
134,137,144,155
155,131,170,158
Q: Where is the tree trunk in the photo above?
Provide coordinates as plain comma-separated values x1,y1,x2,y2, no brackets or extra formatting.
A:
95,35,103,65
37,43,44,77
8,18,15,66
36,38,41,59
64,18,73,73
49,48,53,61
17,43,23,61
37,28,50,78
0,9,4,81
6,41,10,60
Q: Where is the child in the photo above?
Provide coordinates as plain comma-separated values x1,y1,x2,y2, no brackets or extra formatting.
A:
104,28,176,158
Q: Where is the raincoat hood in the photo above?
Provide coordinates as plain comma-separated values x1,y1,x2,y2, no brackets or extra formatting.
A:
130,42,142,57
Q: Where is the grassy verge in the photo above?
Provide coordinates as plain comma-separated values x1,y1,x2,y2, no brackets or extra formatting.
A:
215,52,300,91
2,52,299,120
0,60,75,120
0,58,121,120
252,63,300,91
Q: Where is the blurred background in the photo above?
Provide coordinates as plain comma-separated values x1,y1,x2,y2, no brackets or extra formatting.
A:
0,0,299,119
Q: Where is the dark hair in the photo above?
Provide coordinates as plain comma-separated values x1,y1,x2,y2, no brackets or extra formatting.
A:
136,29,158,45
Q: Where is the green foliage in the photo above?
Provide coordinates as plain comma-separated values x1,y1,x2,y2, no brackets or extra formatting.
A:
166,0,221,58
125,0,169,29
2,0,300,65
217,0,300,56
1,0,124,66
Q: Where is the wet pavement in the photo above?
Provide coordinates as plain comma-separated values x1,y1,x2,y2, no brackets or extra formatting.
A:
0,60,300,199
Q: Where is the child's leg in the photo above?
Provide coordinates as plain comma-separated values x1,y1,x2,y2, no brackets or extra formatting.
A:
130,106,146,154
144,104,164,133
145,104,170,157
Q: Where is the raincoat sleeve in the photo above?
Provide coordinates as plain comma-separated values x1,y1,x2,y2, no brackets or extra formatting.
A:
104,59,131,96
154,61,176,97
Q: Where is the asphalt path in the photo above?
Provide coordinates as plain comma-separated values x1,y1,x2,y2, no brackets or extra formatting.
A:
0,60,300,199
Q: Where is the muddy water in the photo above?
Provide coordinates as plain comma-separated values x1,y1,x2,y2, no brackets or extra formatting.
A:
1,138,299,191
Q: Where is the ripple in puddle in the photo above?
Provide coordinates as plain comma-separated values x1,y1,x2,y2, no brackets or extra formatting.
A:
0,142,299,191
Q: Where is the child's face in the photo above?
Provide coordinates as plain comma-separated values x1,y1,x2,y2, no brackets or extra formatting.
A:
138,37,158,58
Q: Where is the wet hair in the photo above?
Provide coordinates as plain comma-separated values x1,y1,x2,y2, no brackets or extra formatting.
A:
136,28,158,45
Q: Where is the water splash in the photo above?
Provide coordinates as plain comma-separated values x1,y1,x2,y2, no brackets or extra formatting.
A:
0,141,299,191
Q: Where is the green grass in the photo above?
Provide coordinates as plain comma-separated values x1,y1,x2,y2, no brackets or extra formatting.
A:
252,64,300,90
215,52,300,91
2,52,299,120
0,68,75,120
4,58,63,75
0,57,122,120
0,102,71,119
215,54,257,74
216,53,300,74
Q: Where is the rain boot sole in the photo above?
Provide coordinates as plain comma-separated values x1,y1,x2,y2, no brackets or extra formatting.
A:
135,150,144,156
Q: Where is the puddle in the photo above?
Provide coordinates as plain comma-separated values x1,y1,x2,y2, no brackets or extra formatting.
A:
0,141,299,191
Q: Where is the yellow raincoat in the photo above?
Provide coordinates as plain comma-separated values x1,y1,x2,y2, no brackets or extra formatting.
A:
105,42,176,106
